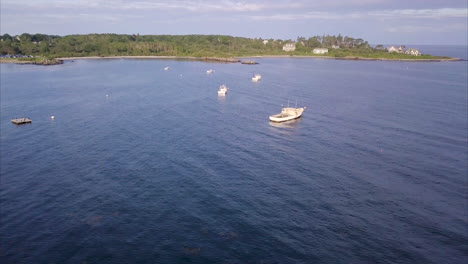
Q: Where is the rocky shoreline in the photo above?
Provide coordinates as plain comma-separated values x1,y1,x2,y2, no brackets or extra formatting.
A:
243,55,463,62
52,55,468,63
55,56,240,63
1,55,462,65
0,58,64,65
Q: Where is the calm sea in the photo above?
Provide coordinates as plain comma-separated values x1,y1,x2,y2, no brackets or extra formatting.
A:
1,48,467,264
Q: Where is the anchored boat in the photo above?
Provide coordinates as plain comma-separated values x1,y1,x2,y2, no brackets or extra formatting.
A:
218,84,228,96
269,107,306,122
207,69,214,74
252,74,262,82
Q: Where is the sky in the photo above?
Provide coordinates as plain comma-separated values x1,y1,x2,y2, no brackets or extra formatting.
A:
1,0,467,45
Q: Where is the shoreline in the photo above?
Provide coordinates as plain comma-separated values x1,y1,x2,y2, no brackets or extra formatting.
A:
57,55,464,62
0,59,37,64
241,55,463,62
57,56,240,62
0,58,63,65
1,55,463,64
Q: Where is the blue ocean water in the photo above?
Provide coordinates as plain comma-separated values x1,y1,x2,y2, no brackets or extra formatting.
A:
1,50,467,263
415,45,468,60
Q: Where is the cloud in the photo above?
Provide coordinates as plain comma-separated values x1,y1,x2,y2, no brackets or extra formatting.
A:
120,1,268,12
386,23,468,33
371,8,468,19
248,12,362,21
247,8,467,21
1,12,138,25
2,0,302,12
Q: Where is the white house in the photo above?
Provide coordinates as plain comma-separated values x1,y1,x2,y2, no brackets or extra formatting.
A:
282,43,296,51
263,40,269,45
313,48,328,54
331,45,340,49
387,46,405,53
387,46,399,53
405,48,421,56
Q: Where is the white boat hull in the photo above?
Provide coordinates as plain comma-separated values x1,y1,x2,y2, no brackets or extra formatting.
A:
252,74,261,82
269,107,306,122
218,84,228,96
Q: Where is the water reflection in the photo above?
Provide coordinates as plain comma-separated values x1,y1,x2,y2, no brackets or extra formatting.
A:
217,95,226,103
268,118,302,128
269,118,301,139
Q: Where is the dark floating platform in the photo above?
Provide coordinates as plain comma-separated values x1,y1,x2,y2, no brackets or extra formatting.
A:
241,60,259,65
11,118,32,125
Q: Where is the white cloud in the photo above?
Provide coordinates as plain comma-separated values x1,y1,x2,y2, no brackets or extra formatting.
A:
120,1,266,11
249,12,362,21
247,8,467,21
2,0,301,12
1,11,138,24
386,23,468,33
371,8,468,18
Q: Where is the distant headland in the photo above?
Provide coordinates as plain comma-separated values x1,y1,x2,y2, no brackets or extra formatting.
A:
0,33,461,64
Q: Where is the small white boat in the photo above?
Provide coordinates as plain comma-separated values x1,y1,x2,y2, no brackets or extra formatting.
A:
207,69,214,74
218,84,228,96
269,107,306,122
164,67,170,71
252,74,262,82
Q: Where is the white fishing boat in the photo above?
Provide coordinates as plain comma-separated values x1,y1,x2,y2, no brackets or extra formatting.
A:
164,66,170,71
218,84,228,96
252,74,262,82
207,69,214,74
269,107,306,122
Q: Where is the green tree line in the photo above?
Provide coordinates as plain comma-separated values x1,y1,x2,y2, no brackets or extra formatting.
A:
0,33,438,59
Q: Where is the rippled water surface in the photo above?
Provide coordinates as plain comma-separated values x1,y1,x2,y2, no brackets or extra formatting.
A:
1,53,467,263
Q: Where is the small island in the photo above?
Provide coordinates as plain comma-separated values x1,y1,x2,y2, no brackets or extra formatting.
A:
0,33,461,64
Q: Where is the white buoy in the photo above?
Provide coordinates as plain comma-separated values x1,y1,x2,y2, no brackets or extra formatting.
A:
51,116,55,119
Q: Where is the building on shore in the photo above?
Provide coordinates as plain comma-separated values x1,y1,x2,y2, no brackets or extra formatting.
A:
387,46,399,53
404,48,421,56
313,48,329,54
282,43,296,51
331,45,340,49
387,46,405,53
